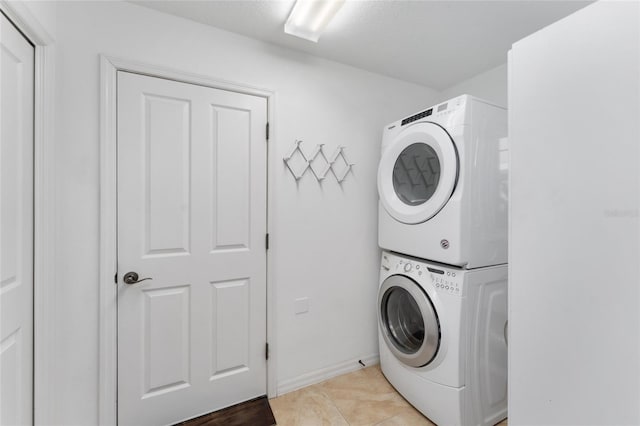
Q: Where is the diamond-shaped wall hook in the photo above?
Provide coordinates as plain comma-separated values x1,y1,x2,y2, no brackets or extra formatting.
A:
328,146,354,183
283,139,310,180
284,141,354,183
308,144,331,181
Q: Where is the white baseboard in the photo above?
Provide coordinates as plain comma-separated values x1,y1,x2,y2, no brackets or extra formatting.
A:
276,353,380,397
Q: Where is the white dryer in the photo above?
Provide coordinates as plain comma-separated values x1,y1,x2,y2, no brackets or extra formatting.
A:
378,251,507,426
378,95,507,268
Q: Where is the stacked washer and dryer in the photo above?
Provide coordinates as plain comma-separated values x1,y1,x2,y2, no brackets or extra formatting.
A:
376,95,508,426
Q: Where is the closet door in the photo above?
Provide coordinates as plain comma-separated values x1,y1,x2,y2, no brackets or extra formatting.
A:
117,71,268,425
0,12,35,426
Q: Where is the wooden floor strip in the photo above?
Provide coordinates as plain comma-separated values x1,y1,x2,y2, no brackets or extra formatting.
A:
175,396,276,426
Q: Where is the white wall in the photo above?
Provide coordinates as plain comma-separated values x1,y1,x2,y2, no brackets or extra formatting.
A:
22,1,56,37
51,2,438,423
509,1,640,424
437,63,507,107
1,0,57,41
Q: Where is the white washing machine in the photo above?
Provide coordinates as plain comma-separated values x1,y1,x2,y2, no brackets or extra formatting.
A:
378,251,507,426
378,95,508,269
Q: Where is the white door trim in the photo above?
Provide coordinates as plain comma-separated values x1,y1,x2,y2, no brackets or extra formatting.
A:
0,3,56,425
99,55,277,425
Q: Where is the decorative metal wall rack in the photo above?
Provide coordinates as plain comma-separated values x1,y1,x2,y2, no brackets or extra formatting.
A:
283,140,354,183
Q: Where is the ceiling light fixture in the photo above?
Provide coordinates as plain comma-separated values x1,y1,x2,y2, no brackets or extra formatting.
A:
284,0,345,42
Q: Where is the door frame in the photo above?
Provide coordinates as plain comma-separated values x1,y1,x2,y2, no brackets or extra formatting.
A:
0,2,56,425
98,55,276,425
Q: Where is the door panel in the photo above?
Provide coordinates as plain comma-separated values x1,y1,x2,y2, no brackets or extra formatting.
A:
210,278,250,377
0,13,34,426
211,106,250,251
142,95,191,257
142,285,191,397
117,71,267,426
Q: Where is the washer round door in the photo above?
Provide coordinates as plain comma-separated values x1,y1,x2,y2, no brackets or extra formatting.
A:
378,122,458,224
378,275,440,368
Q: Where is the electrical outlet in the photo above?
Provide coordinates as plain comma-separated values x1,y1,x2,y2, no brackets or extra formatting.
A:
294,297,310,314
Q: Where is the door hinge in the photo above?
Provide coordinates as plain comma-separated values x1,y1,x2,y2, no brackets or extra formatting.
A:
265,342,269,361
114,273,118,284
266,122,270,141
265,233,270,250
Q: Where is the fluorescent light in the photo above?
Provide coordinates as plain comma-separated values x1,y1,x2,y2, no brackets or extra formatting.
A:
285,0,345,42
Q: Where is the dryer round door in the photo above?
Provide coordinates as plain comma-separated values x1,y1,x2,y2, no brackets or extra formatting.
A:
378,275,440,368
378,122,458,224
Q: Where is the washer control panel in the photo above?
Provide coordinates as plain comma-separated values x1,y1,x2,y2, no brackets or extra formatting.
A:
430,269,463,296
383,252,464,297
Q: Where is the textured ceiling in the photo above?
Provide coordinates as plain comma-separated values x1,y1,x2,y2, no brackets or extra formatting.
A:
132,0,592,90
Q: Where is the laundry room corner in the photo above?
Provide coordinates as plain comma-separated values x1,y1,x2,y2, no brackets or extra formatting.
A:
48,1,441,423
7,1,638,425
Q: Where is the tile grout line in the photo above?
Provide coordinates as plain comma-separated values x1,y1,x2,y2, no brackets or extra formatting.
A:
272,364,429,426
311,384,352,425
315,366,406,426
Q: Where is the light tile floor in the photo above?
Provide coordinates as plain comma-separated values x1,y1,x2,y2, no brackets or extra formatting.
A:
269,365,509,426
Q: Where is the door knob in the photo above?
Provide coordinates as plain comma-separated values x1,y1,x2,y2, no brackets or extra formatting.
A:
123,271,152,285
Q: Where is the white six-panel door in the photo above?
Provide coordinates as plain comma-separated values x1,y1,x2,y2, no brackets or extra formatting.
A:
0,13,34,426
117,71,268,425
